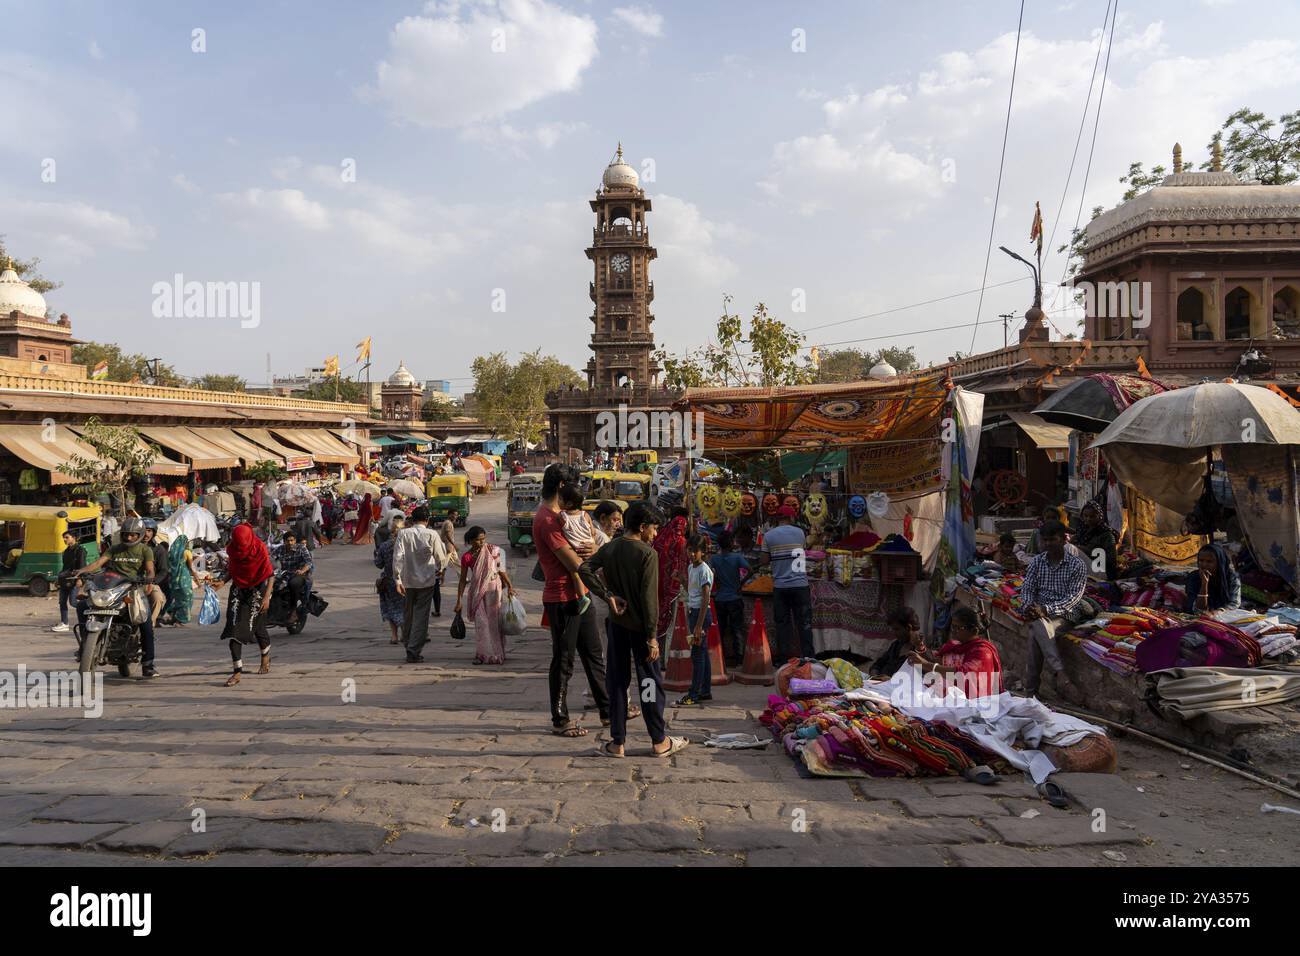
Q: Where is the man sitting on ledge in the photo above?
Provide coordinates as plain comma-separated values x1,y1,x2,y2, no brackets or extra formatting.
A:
1018,521,1086,701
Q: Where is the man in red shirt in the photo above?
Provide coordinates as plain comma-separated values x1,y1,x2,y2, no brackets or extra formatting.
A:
534,463,609,736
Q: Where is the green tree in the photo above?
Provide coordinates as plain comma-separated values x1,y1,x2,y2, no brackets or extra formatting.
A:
1203,109,1300,184
0,236,60,296
1119,161,1168,201
656,298,812,389
473,350,582,447
71,342,185,386
421,400,454,422
246,460,287,483
59,418,158,518
299,377,367,404
192,374,247,392
814,346,918,382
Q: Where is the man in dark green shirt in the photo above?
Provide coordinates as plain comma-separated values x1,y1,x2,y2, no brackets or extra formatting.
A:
76,517,159,678
580,502,688,758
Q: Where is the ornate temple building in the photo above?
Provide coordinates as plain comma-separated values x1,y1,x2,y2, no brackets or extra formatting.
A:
547,146,678,459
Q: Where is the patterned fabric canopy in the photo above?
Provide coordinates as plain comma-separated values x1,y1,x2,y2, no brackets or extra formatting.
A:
675,374,951,452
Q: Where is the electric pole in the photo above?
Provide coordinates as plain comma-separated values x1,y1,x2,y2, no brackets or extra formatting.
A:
998,313,1014,349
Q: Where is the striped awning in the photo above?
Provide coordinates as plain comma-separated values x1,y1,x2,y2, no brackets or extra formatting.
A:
231,429,315,470
137,427,241,470
331,428,381,453
67,427,188,477
270,428,359,466
189,427,287,468
0,424,112,485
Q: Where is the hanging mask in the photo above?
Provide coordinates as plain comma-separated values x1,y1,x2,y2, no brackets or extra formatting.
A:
740,491,759,517
782,493,801,515
867,491,891,519
720,487,743,518
803,492,829,526
695,484,720,518
762,493,781,517
847,494,867,520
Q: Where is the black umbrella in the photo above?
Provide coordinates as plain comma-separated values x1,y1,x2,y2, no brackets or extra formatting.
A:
1033,375,1169,433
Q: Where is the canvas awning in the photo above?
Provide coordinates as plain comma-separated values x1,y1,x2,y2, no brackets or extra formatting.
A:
231,429,315,470
270,428,359,466
137,426,241,470
331,428,381,453
0,424,112,485
67,427,188,477
676,374,951,452
1004,411,1074,450
189,427,287,468
403,431,440,444
460,457,490,489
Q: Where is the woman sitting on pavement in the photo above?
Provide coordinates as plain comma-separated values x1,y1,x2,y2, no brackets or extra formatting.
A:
1185,543,1241,614
908,605,1003,698
871,606,926,678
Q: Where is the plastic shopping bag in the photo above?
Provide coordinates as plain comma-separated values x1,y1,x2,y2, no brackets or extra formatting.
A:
499,594,527,636
449,611,467,641
198,584,221,626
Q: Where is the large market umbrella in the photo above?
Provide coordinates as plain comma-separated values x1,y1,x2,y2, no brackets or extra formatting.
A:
276,481,316,506
158,503,219,544
1033,373,1172,433
389,478,425,499
1091,382,1300,515
335,479,382,498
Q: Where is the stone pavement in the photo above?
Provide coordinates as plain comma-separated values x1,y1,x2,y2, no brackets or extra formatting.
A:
0,492,1293,867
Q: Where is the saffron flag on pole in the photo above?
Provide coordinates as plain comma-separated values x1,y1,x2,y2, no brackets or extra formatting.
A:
356,337,372,363
1029,201,1043,256
324,355,339,377
91,360,109,380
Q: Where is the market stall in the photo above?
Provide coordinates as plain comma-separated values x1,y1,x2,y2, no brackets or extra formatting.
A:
675,374,984,663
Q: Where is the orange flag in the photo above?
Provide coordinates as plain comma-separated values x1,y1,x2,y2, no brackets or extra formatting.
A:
1135,356,1151,378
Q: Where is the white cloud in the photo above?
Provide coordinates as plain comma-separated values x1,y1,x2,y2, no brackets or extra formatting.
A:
460,120,587,154
611,5,663,38
170,173,201,195
648,194,745,282
216,188,331,231
88,40,104,61
366,0,599,129
0,197,153,263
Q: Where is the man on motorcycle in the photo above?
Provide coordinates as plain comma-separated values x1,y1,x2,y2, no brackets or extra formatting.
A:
76,516,159,678
278,530,314,625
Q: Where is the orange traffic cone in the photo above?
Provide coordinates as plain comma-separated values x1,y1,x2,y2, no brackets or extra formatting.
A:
662,601,694,692
706,599,731,686
736,597,775,686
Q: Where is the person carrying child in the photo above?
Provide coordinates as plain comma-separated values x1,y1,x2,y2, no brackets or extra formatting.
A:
558,483,598,616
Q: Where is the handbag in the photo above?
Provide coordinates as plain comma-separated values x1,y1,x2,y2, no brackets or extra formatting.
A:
450,611,467,640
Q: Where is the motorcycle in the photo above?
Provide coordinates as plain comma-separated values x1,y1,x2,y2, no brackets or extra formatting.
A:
74,571,146,678
264,569,327,636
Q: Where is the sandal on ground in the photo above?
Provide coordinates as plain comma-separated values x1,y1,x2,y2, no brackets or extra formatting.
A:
224,672,242,687
628,707,641,720
552,723,588,738
962,764,997,786
257,657,270,676
651,735,689,758
1037,781,1070,808
595,741,625,758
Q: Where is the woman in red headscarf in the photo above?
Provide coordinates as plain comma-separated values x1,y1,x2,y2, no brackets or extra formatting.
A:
654,508,690,642
220,523,276,686
352,493,374,545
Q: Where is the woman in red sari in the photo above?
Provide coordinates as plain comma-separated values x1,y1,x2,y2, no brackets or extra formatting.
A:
908,606,1003,699
352,493,374,545
653,509,690,642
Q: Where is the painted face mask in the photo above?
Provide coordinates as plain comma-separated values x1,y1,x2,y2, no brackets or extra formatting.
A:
721,487,743,518
741,492,758,517
695,484,720,519
847,494,867,520
782,493,801,515
762,493,781,517
804,492,828,527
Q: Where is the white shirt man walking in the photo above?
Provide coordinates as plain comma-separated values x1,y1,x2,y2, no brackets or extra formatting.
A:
393,506,449,663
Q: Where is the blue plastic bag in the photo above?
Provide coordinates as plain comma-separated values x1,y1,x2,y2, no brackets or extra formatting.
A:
198,584,221,626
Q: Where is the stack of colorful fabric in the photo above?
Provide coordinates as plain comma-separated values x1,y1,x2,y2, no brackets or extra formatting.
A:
759,694,1010,779
1064,607,1181,675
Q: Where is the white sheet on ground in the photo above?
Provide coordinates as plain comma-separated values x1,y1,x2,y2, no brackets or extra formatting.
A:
843,663,1106,784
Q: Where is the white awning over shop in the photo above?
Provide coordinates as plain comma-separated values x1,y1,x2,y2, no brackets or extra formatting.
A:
0,424,111,485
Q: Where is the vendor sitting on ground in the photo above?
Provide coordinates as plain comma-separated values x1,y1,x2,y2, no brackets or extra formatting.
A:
1018,521,1086,700
871,606,926,677
908,605,1003,698
1185,543,1241,614
1071,500,1118,581
994,532,1024,572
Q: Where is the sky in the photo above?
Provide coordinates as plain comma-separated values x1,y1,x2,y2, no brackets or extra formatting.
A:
4,0,1299,395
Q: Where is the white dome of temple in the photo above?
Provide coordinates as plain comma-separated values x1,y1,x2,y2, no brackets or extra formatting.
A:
387,361,417,386
0,258,48,318
602,143,639,190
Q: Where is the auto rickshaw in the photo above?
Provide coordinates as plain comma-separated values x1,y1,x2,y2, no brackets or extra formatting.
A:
624,449,658,474
579,471,651,512
507,473,543,553
425,473,471,526
0,504,102,596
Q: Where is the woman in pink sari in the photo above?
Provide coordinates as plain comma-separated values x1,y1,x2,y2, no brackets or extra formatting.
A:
654,509,690,642
454,524,516,665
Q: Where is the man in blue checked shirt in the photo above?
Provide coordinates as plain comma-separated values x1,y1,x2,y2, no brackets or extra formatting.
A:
278,530,314,626
1018,521,1086,700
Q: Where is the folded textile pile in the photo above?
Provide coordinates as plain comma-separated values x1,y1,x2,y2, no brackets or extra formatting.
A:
1065,607,1180,675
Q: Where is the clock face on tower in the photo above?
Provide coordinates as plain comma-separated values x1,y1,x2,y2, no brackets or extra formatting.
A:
611,253,630,274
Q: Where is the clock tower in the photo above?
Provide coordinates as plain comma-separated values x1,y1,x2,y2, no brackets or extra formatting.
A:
586,144,660,389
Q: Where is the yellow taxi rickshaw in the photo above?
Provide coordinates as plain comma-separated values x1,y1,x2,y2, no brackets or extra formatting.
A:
0,504,102,596
579,471,651,512
425,473,471,526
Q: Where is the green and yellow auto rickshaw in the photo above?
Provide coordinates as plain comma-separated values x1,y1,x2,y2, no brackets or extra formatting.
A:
507,473,543,553
0,504,102,596
625,449,658,475
425,473,471,527
579,471,651,512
